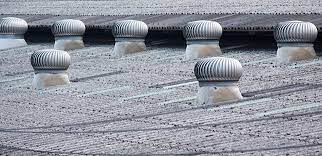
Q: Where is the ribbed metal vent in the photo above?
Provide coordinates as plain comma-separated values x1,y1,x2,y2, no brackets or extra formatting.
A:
184,20,222,41
31,49,71,71
0,17,28,35
112,20,148,38
274,21,318,43
194,57,243,82
52,19,86,36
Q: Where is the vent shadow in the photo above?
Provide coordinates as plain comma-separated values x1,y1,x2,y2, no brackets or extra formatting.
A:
70,71,126,82
4,70,34,77
149,78,196,88
242,83,313,97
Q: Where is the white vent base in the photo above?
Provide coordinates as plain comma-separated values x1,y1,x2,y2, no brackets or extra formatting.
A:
54,39,84,51
277,46,316,64
197,85,242,105
112,41,146,58
32,72,70,89
185,44,221,59
0,39,27,50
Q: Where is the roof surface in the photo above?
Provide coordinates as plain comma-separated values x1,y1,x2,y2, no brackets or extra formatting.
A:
0,0,322,155
1,14,322,32
0,0,321,15
1,0,322,31
0,43,321,155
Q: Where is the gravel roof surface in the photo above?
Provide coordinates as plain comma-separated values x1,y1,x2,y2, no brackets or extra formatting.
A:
0,0,321,15
0,43,321,155
1,14,322,32
1,0,322,32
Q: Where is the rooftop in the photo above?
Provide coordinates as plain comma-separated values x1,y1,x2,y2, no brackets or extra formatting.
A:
1,0,322,32
0,0,322,155
0,0,321,15
0,43,321,155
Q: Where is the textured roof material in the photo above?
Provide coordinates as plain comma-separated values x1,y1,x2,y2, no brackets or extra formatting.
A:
1,14,321,32
0,0,321,15
0,43,321,155
0,0,321,155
